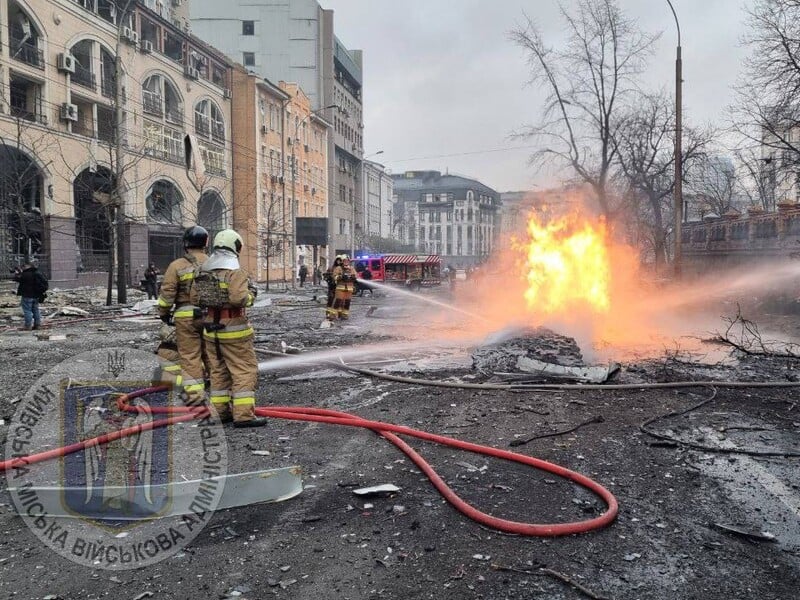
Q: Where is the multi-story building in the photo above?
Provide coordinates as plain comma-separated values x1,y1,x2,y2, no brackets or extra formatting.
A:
392,170,501,268
229,67,329,284
499,186,582,244
0,0,234,286
361,159,394,250
189,0,364,261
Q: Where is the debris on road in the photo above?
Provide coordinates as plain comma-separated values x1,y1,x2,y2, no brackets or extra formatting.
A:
710,523,777,543
352,484,401,497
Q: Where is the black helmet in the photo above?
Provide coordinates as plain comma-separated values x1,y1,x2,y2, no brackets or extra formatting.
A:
183,226,209,249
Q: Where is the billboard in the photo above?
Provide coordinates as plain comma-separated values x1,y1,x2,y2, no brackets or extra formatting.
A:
295,217,328,246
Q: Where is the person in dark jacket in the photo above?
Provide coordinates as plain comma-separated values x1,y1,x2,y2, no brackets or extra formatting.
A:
144,263,160,299
298,263,308,287
15,262,48,330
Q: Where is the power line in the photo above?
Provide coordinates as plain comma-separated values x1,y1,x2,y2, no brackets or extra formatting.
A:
389,145,541,164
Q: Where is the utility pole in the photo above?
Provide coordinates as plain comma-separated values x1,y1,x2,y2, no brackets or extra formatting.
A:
114,0,133,304
667,0,683,277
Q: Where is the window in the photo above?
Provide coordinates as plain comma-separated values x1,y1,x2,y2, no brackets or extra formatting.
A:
146,180,184,224
243,52,255,67
242,20,255,35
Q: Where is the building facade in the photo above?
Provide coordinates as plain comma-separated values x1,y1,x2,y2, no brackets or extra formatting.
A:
229,70,329,284
361,159,394,250
0,0,234,285
392,171,500,268
190,0,364,262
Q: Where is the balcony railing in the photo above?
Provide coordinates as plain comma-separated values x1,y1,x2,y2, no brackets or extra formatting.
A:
9,106,47,125
143,90,163,117
101,76,115,98
72,64,97,91
10,36,44,70
212,121,225,143
165,106,184,126
195,115,210,137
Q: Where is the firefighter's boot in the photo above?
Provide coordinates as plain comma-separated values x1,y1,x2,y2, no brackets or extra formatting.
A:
209,390,233,423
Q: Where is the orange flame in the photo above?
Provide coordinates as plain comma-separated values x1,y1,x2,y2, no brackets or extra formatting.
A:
514,213,611,315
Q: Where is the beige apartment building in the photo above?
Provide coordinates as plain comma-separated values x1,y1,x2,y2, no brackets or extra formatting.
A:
0,0,233,285
230,67,329,284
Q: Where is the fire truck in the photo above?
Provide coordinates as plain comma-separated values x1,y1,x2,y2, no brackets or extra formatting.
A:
353,254,442,290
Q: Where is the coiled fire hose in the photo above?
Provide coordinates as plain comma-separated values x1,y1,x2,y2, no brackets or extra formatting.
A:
1,386,618,537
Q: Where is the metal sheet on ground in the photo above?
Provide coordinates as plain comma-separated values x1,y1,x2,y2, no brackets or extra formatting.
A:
8,467,303,520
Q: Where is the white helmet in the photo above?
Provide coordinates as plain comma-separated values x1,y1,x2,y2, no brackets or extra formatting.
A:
213,229,243,255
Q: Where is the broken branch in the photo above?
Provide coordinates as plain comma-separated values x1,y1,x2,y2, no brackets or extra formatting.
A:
510,415,605,447
491,563,613,600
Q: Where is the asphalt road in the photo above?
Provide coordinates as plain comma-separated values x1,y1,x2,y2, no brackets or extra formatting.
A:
0,286,798,599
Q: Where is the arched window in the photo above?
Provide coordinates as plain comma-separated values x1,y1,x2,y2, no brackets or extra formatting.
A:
146,180,183,224
194,99,225,144
467,190,474,203
143,74,184,164
73,167,115,272
0,145,44,270
143,74,183,124
197,190,226,238
8,1,44,69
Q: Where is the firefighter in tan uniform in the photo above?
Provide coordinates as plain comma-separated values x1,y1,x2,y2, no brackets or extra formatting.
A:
323,255,343,321
332,255,357,319
157,226,209,405
191,229,266,428
152,324,182,387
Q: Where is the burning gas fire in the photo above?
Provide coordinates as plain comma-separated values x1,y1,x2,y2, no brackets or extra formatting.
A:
514,213,611,315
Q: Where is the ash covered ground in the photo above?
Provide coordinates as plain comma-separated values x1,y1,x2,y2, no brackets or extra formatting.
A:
0,282,799,600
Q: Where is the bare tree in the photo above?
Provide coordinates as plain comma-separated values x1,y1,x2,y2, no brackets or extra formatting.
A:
733,144,790,211
510,0,658,219
685,155,740,217
735,0,800,174
614,92,711,267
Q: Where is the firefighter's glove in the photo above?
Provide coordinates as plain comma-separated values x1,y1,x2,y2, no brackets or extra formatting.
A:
160,314,173,325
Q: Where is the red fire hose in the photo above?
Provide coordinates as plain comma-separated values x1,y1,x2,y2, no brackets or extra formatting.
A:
1,387,618,537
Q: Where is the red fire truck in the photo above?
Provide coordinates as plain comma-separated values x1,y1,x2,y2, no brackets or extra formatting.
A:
353,254,442,290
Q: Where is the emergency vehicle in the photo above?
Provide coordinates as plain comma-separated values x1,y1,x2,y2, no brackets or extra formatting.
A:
354,254,442,290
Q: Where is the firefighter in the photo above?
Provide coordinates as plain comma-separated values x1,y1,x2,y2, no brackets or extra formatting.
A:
192,229,266,428
152,323,182,388
332,255,357,319
323,256,343,321
157,226,209,406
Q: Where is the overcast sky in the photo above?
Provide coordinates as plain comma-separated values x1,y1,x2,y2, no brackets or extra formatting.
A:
321,0,752,193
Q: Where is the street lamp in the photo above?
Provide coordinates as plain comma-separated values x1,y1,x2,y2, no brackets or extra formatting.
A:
354,150,384,256
667,0,683,277
291,103,338,288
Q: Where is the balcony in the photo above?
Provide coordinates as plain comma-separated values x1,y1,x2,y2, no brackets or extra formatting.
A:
10,36,44,70
101,76,115,98
165,106,184,126
72,64,97,91
143,90,164,117
195,114,210,137
211,121,225,143
9,107,47,125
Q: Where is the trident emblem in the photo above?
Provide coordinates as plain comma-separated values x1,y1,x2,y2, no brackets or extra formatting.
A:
107,351,126,378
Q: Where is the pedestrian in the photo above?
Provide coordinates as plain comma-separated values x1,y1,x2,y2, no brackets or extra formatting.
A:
15,261,48,331
192,229,266,427
157,226,209,406
323,256,342,321
333,255,357,319
298,263,308,287
313,264,322,286
144,262,160,299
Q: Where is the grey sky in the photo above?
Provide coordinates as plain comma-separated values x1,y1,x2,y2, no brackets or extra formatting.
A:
322,0,751,193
